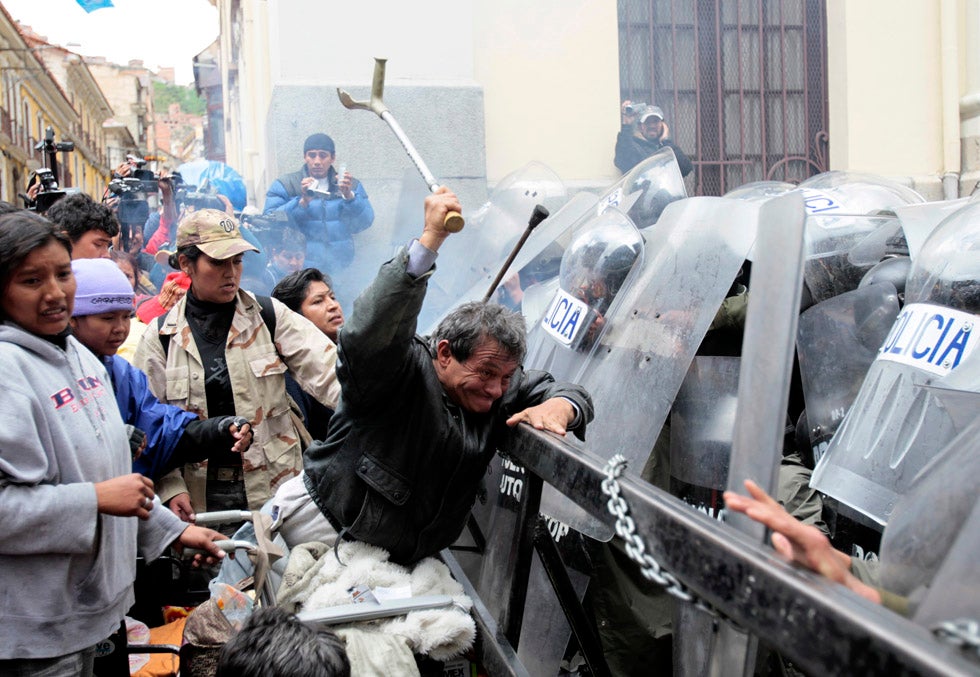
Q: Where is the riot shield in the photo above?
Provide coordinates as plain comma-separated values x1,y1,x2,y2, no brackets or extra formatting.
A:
911,500,980,639
428,147,687,335
797,170,925,213
421,191,600,333
471,151,688,676
532,196,760,539
848,219,908,267
875,387,980,644
723,180,796,202
419,161,570,330
893,197,971,260
617,145,688,228
877,405,980,602
796,282,901,466
669,356,741,518
795,172,923,305
803,212,903,304
811,201,980,525
522,207,646,384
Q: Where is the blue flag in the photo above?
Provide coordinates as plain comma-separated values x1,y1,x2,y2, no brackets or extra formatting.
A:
76,0,114,12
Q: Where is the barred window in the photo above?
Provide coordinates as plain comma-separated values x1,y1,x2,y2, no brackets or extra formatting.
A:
618,0,829,195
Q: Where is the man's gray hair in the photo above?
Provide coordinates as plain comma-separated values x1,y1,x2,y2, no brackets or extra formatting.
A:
431,301,527,364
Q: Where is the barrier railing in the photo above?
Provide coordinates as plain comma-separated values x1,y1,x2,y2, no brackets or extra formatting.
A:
465,425,979,677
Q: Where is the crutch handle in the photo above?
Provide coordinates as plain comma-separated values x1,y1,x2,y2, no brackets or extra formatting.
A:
445,211,464,232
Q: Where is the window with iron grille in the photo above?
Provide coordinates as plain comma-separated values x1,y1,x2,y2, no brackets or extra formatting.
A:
618,0,829,196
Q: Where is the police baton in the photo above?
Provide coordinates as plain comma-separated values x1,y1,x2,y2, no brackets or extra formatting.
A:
482,204,550,302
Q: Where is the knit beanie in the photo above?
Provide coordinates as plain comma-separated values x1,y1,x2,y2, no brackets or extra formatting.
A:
71,258,135,317
303,133,335,154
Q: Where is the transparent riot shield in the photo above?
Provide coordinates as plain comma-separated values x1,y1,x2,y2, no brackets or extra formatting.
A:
797,170,926,213
848,219,908,267
911,500,980,640
803,211,903,304
472,152,688,677
795,172,923,305
893,198,972,260
723,180,796,201
669,356,741,519
431,148,687,337
418,161,570,330
421,191,600,334
616,145,688,228
812,201,980,525
796,282,901,466
876,407,980,599
522,207,646,384
472,148,692,674
532,196,760,539
861,391,980,651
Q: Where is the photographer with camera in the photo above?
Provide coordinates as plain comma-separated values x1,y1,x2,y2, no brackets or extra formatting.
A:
614,100,693,176
104,155,163,260
263,132,375,277
21,127,76,213
143,170,187,256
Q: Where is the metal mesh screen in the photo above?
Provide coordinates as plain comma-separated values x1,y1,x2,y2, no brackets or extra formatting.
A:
619,0,829,196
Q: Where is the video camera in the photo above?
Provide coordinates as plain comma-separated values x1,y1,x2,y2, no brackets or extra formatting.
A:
35,126,75,156
623,102,648,116
34,167,59,192
107,154,163,250
176,179,226,212
22,126,75,212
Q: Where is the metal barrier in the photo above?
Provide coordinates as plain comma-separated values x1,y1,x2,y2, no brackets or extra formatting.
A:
466,425,980,677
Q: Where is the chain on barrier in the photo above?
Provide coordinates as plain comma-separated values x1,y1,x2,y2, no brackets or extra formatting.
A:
600,453,718,617
604,455,980,664
933,619,980,658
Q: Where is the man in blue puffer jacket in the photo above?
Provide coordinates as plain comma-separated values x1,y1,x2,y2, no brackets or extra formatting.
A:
70,258,252,480
263,133,375,277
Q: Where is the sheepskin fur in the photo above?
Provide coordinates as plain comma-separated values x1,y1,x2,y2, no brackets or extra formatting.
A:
276,540,476,662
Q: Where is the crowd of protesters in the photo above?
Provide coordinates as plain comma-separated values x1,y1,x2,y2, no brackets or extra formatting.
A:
0,123,598,675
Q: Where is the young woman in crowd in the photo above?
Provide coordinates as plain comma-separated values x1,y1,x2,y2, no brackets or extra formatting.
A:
134,209,340,523
110,247,156,297
0,211,224,675
272,267,345,439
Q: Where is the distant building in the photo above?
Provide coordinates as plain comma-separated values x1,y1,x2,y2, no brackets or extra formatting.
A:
85,57,157,161
0,9,109,205
154,102,203,165
193,40,223,163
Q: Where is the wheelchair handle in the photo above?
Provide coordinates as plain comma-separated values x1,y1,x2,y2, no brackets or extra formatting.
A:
193,510,253,526
183,539,257,559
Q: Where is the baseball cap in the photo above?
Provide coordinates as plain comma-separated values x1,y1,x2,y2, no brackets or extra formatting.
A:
175,208,259,260
71,258,134,317
640,106,665,122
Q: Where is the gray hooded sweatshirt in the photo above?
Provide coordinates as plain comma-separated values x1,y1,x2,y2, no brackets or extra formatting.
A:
0,322,186,659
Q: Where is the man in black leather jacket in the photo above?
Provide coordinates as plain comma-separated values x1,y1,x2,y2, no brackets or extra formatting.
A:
269,188,594,565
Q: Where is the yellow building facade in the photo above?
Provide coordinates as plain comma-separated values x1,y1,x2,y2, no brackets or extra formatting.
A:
0,9,114,206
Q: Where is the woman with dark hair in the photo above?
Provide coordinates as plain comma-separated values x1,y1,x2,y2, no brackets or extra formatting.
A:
272,268,344,439
134,209,340,524
110,247,156,297
272,267,344,342
0,211,225,674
